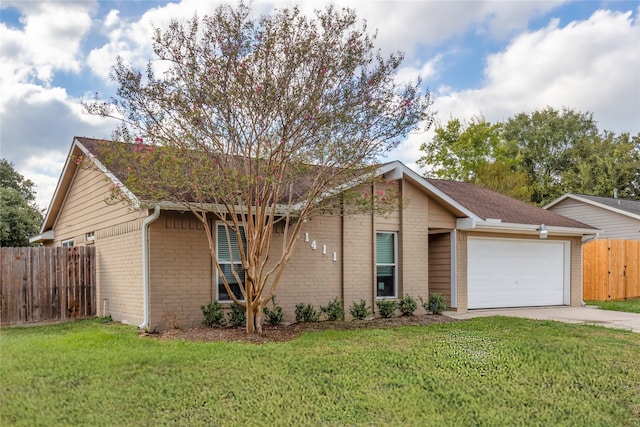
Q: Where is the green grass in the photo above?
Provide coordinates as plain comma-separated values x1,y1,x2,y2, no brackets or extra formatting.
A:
586,297,640,313
1,318,639,426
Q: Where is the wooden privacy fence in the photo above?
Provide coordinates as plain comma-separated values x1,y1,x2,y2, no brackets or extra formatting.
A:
0,246,96,324
583,239,640,301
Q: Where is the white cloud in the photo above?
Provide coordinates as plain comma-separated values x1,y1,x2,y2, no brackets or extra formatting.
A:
391,8,640,169
437,9,639,130
306,0,566,58
84,0,565,86
0,2,94,86
21,150,69,210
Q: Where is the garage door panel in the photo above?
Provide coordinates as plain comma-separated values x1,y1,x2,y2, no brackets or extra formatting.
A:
467,238,568,309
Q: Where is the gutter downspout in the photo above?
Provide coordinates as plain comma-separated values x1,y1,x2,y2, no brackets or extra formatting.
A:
139,205,161,330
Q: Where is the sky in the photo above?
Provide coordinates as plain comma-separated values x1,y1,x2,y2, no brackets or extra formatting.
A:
1,0,639,211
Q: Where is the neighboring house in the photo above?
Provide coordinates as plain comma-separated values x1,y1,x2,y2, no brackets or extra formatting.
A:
545,194,640,240
31,137,598,331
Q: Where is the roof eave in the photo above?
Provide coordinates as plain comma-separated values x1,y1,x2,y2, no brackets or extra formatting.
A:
457,218,600,236
29,230,55,244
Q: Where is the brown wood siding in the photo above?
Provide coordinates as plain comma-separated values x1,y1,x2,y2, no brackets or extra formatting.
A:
428,233,452,306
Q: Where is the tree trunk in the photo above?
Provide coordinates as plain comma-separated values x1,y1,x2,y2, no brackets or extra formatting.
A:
255,302,263,334
246,300,255,333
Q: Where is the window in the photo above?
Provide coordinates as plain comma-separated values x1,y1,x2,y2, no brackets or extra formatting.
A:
376,232,397,298
61,239,74,248
85,231,95,242
217,224,246,302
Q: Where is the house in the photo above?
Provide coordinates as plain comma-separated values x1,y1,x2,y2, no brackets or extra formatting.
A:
31,137,598,330
545,193,640,240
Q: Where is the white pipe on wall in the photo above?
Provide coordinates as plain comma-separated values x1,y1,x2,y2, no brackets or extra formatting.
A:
139,205,161,330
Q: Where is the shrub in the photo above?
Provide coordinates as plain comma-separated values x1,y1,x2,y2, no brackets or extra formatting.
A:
424,293,447,314
349,299,371,320
201,302,226,327
320,298,345,321
263,298,284,326
97,315,113,323
228,302,246,327
376,299,398,318
295,303,320,323
399,295,418,316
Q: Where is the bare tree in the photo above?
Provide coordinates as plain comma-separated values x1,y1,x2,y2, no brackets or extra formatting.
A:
84,3,433,333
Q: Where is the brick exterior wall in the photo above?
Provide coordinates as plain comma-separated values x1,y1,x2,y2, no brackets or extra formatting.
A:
97,226,144,325
400,180,429,313
48,163,586,331
147,212,213,330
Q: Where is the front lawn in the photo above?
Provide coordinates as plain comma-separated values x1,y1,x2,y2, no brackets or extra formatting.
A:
586,297,640,313
1,318,639,426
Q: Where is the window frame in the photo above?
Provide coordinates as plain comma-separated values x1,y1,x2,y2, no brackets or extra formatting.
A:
61,239,74,248
375,231,398,299
85,231,95,243
215,223,246,303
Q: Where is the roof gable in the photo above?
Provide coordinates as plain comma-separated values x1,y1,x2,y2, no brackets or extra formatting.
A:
37,137,139,234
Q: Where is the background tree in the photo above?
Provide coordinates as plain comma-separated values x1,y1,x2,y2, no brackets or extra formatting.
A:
85,3,433,333
419,108,639,205
501,107,600,205
0,159,43,247
418,116,532,201
562,131,640,199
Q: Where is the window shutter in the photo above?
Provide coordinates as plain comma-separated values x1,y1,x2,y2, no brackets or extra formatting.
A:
376,233,394,264
217,225,246,262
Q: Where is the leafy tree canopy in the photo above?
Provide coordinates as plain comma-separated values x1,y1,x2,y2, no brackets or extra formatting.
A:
84,3,433,332
419,107,639,205
417,116,533,201
0,159,43,247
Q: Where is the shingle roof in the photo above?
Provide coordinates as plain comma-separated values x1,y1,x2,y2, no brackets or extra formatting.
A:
76,136,329,205
426,179,597,229
572,194,640,216
67,137,597,233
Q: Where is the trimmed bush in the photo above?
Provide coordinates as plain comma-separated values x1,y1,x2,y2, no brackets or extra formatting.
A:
201,302,226,327
263,298,284,326
349,299,371,320
228,302,246,327
295,303,320,323
399,295,418,316
320,298,345,321
425,293,447,314
376,299,398,318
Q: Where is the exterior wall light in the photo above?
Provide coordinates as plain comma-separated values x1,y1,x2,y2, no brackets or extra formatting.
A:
539,224,548,239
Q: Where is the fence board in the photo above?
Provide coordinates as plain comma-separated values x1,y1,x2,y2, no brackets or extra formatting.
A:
0,247,96,324
625,241,639,299
583,240,608,300
583,239,640,301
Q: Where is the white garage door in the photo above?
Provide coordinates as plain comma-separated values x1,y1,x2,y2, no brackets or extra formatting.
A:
467,237,570,309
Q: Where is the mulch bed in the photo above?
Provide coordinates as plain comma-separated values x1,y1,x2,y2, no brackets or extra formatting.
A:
153,314,459,344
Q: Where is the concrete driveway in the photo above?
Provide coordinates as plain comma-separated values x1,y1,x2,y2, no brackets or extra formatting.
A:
445,306,640,333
